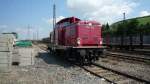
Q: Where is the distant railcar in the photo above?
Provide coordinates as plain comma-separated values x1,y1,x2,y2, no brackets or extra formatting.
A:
49,17,104,64
103,35,150,49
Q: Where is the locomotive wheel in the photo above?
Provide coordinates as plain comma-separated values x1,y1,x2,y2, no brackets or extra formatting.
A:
79,57,84,65
86,51,93,64
76,52,84,65
52,50,56,56
65,50,70,61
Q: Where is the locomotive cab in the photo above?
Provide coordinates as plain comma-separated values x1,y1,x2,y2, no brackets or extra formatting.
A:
76,21,102,47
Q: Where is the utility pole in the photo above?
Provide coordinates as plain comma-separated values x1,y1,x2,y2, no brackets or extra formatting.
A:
121,12,126,47
53,4,56,29
27,25,31,40
36,28,39,40
53,2,56,45
32,33,35,40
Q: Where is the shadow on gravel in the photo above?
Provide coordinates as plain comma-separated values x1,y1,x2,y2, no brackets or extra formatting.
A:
36,52,74,68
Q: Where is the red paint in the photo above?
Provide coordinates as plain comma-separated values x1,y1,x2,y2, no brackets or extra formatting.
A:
51,17,103,47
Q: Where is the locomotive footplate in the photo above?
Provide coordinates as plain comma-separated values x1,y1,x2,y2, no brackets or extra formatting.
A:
71,46,105,64
73,46,106,49
50,45,105,65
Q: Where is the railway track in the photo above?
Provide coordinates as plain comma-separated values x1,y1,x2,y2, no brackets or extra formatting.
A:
105,51,150,64
35,43,150,84
108,49,150,56
33,43,48,51
80,63,150,84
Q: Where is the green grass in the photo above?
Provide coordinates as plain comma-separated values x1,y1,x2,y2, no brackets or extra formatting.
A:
136,16,150,25
111,15,150,26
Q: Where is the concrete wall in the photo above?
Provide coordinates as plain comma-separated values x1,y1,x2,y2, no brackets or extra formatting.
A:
18,48,35,66
0,34,14,72
0,33,37,73
0,52,12,72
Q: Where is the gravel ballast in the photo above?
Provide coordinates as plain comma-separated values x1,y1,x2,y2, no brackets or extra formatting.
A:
0,46,108,84
96,57,150,81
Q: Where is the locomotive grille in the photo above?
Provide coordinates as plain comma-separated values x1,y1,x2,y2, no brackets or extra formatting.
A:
93,37,98,40
82,37,88,40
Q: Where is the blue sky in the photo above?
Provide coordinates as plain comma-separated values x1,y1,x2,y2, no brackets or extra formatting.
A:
0,0,150,40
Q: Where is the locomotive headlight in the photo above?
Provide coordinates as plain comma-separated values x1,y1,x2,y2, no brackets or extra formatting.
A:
100,40,103,44
77,38,81,45
88,23,92,26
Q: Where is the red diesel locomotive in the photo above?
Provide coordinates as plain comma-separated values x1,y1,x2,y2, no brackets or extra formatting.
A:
49,17,104,64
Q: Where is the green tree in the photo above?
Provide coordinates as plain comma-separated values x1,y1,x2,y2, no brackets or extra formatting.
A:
102,23,111,36
105,23,110,30
144,23,150,35
126,19,139,35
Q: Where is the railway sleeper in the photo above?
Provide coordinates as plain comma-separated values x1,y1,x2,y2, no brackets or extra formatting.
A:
103,74,126,82
116,79,140,84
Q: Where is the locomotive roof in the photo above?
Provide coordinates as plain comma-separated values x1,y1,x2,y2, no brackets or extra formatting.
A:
79,21,101,25
57,17,81,24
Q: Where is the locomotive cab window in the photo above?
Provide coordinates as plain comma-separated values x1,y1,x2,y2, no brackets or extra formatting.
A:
70,25,76,36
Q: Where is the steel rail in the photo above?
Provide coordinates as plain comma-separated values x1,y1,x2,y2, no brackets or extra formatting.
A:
105,51,150,63
92,63,150,84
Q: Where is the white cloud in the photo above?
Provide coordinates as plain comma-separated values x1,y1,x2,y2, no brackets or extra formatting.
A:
43,16,65,24
67,0,137,24
140,11,150,17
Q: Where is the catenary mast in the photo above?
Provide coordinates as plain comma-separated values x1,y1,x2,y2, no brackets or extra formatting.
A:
53,0,56,45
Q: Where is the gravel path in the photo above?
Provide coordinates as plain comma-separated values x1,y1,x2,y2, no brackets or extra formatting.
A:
96,57,150,82
0,47,108,84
